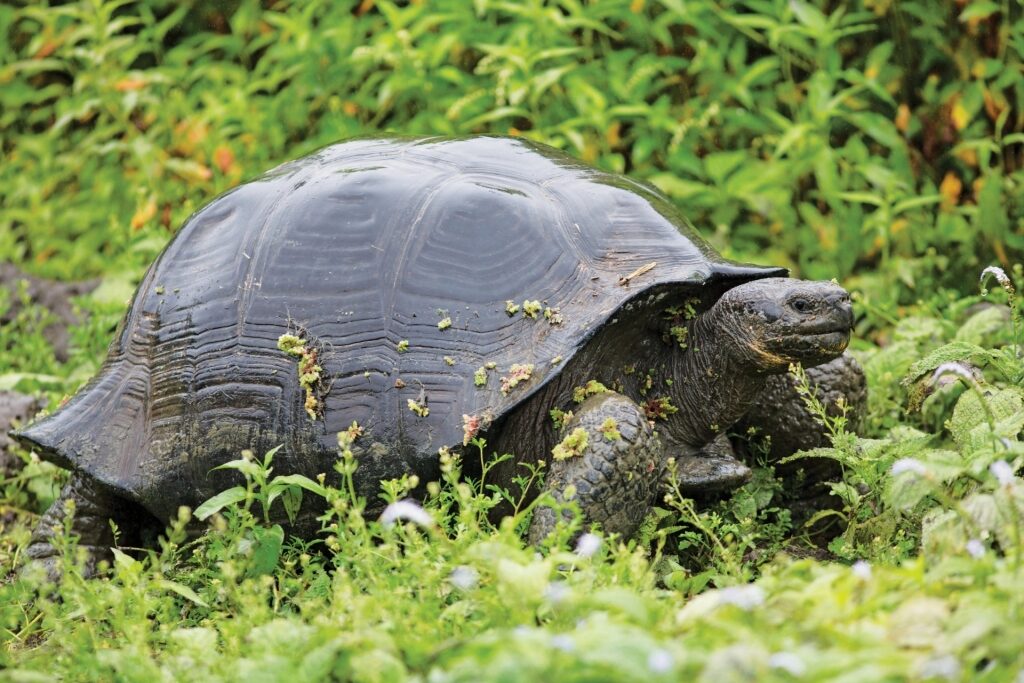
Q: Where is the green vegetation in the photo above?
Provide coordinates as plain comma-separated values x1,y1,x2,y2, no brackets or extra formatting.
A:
1,0,1024,680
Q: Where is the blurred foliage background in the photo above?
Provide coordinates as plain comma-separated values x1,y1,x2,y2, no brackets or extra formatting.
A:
2,0,1022,317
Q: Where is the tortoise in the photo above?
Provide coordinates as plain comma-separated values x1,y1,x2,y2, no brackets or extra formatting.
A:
13,136,864,575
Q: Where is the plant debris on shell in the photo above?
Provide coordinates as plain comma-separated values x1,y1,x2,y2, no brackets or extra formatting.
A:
500,363,534,395
552,427,589,460
277,333,323,419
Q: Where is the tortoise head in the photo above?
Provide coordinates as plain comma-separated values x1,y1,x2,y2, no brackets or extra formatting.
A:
709,278,854,373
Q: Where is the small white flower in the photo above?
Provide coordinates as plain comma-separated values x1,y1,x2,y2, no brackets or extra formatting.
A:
990,460,1015,486
891,458,928,477
980,266,1014,293
769,652,806,677
544,581,571,605
574,532,602,558
718,584,765,610
379,499,434,528
930,362,978,386
966,539,985,559
919,654,961,680
852,560,872,581
448,565,478,591
550,634,575,652
647,649,674,673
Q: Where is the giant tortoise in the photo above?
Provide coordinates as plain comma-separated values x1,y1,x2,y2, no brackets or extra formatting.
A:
14,136,863,574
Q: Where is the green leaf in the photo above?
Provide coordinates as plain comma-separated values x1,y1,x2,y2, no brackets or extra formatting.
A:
893,195,942,214
194,486,248,521
976,171,1009,239
212,457,262,479
704,150,747,184
270,473,328,498
839,192,883,206
959,1,999,21
647,174,711,201
280,486,303,524
110,547,137,572
159,580,210,607
788,0,828,33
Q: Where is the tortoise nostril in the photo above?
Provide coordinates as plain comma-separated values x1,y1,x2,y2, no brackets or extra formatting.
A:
827,291,851,306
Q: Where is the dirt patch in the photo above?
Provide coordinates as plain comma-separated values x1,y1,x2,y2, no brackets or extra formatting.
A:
0,390,45,477
0,263,99,362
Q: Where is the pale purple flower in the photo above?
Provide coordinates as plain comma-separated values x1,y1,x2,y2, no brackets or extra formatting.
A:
544,581,571,605
919,654,960,680
379,499,434,528
551,634,575,652
718,584,765,610
769,652,806,677
966,539,985,559
448,566,478,591
980,266,1014,294
930,362,978,386
891,458,928,477
575,532,602,558
648,649,674,673
852,560,872,581
990,460,1015,486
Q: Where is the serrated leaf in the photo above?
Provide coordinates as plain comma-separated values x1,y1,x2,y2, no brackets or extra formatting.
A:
903,342,991,384
247,524,285,577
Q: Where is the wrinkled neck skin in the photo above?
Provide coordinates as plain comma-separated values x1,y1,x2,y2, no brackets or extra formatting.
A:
661,306,770,451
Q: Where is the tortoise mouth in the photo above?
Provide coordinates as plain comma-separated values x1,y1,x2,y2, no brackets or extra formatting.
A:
772,329,850,362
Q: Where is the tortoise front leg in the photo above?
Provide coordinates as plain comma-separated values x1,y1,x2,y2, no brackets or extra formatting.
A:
528,392,663,544
735,352,866,488
26,474,137,580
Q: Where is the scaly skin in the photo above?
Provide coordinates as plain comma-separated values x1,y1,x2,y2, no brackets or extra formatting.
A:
516,277,856,541
527,392,662,542
661,278,854,492
734,351,867,530
25,474,158,580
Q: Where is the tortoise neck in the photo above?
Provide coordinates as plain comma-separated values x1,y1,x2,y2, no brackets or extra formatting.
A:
664,306,768,449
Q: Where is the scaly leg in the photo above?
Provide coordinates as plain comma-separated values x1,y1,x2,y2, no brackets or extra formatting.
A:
26,474,144,580
528,392,663,543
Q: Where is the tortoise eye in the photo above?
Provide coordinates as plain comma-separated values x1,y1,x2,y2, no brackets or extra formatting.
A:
791,298,811,313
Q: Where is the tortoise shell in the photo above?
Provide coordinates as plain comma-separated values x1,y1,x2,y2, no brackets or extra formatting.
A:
18,136,783,522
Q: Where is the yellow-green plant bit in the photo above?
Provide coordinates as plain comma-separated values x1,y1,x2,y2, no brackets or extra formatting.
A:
599,417,621,441
500,363,534,395
278,333,322,419
552,427,588,460
407,398,429,417
572,380,609,403
522,300,542,318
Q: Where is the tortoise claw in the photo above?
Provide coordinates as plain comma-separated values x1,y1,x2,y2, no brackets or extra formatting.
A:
671,451,751,496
